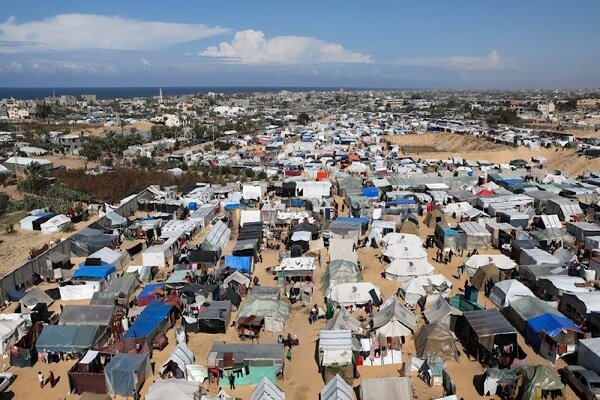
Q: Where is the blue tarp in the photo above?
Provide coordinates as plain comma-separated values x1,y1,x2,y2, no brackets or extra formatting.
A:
72,265,116,280
443,228,460,236
225,203,240,210
335,217,369,229
224,255,253,273
138,282,165,301
501,178,524,186
387,199,416,206
290,198,306,207
361,186,379,198
524,313,582,350
123,300,173,340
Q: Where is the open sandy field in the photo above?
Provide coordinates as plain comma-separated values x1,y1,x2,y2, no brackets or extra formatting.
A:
387,132,600,177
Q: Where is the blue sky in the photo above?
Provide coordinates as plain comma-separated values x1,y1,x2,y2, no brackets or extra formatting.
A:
0,0,599,88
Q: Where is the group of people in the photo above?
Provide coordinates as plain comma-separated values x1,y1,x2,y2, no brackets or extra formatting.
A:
37,370,57,389
434,248,454,264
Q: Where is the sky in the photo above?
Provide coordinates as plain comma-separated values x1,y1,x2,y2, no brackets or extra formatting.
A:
0,0,599,89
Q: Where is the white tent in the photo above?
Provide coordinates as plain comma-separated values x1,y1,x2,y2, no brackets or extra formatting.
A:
40,214,71,234
89,247,126,269
383,244,427,260
347,162,368,174
489,279,534,308
320,374,354,400
368,220,396,243
223,271,251,288
443,202,473,216
142,242,173,267
327,282,381,307
242,185,263,201
382,233,423,248
146,379,199,400
463,254,516,277
384,259,435,282
372,297,417,337
401,275,452,305
185,364,209,383
160,343,195,379
251,377,285,400
240,210,262,226
0,314,27,355
295,181,332,200
360,377,413,400
328,238,357,264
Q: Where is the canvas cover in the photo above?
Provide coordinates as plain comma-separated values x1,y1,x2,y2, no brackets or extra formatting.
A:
36,324,106,353
320,373,354,400
321,260,361,290
251,377,285,400
385,258,434,282
504,296,562,333
237,295,291,332
464,255,516,277
328,238,357,263
401,275,452,305
324,308,364,333
327,282,381,307
59,305,116,326
146,379,199,400
104,353,152,396
372,297,417,337
489,279,534,308
577,338,600,375
424,295,461,324
19,288,54,310
360,377,413,400
383,243,427,260
414,321,458,361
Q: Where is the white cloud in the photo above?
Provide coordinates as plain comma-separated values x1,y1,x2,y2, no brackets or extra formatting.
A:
200,29,372,64
0,14,228,52
396,50,514,70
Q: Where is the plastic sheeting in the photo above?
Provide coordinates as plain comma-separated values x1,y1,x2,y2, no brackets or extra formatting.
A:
237,295,291,332
320,373,353,400
59,305,116,326
224,256,253,273
123,300,173,340
414,321,458,361
320,260,361,291
147,379,199,400
105,353,152,397
360,377,413,400
372,297,417,337
489,280,534,308
36,324,106,353
251,377,285,400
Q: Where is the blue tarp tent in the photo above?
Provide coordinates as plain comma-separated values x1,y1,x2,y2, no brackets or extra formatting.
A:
290,198,306,207
501,178,524,186
388,199,417,206
361,186,379,198
123,300,173,341
138,282,164,306
72,265,116,280
105,353,152,397
443,228,459,236
224,255,253,273
524,313,582,350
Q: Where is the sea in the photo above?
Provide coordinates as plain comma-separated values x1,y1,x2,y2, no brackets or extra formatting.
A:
0,86,374,100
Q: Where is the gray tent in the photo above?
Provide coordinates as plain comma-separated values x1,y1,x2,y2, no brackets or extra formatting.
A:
19,288,54,311
503,296,563,333
320,373,354,400
251,377,285,400
36,324,107,353
104,353,152,397
372,297,417,337
458,309,517,360
359,377,413,400
423,294,461,325
321,260,362,291
324,309,364,333
59,305,116,326
414,321,458,361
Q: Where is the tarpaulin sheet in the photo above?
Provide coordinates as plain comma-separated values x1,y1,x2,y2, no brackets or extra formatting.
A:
123,301,172,340
224,256,253,273
73,265,116,280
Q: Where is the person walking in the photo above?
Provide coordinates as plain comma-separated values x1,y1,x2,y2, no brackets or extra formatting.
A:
38,371,44,389
49,370,56,388
287,348,293,362
228,373,235,390
449,249,453,263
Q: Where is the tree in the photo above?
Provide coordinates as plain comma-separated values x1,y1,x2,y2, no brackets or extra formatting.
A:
119,119,128,135
35,104,53,120
297,112,310,125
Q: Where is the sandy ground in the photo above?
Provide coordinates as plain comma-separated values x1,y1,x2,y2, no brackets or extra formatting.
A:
387,132,600,177
1,197,580,399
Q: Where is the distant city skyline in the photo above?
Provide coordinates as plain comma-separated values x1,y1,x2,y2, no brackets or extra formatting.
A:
1,1,599,89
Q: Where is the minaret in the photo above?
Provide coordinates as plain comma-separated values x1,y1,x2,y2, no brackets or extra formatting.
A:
159,88,163,104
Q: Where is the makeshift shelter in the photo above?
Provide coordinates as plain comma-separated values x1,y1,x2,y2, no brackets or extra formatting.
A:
382,233,422,248
70,228,117,257
359,377,413,400
399,220,419,236
142,242,173,267
36,324,107,354
59,305,116,326
400,275,452,305
524,313,581,362
328,238,358,264
160,343,195,379
384,258,434,282
237,295,291,332
324,308,364,334
318,330,355,385
382,244,427,261
104,353,152,397
424,208,446,228
470,264,503,292
558,292,600,326
367,220,396,244
137,283,165,306
503,296,563,333
68,350,109,395
321,260,361,291
517,365,564,400
372,297,417,338
275,257,315,284
40,214,71,234
87,247,126,270
0,315,26,355
19,288,54,311
489,280,534,308
123,300,175,342
10,322,41,367
224,255,253,273
146,379,199,400
183,301,231,334
207,342,284,387
327,282,381,308
320,373,354,400
577,338,600,375
414,321,458,361
251,377,285,400
457,309,518,367
328,219,362,244
458,222,492,250
463,255,516,277
519,248,560,266
423,295,461,327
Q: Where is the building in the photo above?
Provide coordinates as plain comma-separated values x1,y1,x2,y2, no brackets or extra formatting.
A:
577,98,600,109
537,102,555,115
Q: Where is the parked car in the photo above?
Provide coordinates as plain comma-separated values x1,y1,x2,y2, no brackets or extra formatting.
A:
0,372,15,393
560,365,600,400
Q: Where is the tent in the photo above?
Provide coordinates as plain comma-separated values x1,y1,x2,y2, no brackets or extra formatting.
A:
183,301,231,334
328,238,357,264
19,288,54,311
72,265,116,280
251,377,285,400
70,228,116,257
146,379,199,400
470,264,503,292
123,300,174,341
224,255,253,273
458,222,492,250
577,338,600,375
318,330,355,385
382,233,422,248
423,295,461,325
223,270,251,288
324,308,364,334
320,373,354,400
320,260,361,290
0,315,27,355
399,221,419,236
401,275,452,305
40,214,71,234
516,365,564,400
414,321,458,361
382,244,427,260
372,297,417,337
87,247,125,269
424,209,446,228
368,220,396,243
327,282,381,308
359,377,413,400
503,296,563,333
36,324,107,353
138,283,165,306
160,343,195,379
384,258,434,282
489,279,534,308
457,309,517,364
463,255,516,277
104,353,152,397
59,305,116,326
237,295,291,332
524,313,582,355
